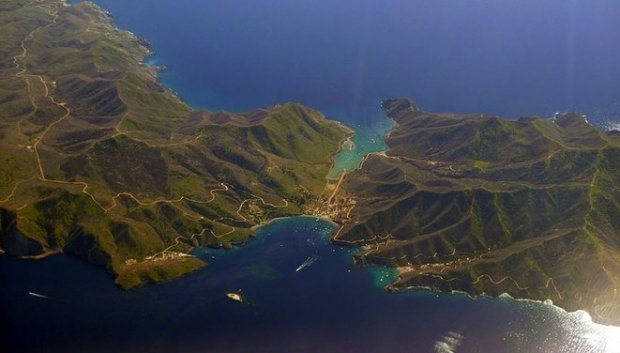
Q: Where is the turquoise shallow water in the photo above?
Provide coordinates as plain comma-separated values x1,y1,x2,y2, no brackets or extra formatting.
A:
328,118,394,179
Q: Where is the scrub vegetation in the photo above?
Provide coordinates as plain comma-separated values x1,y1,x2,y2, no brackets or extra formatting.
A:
0,0,349,289
336,98,620,325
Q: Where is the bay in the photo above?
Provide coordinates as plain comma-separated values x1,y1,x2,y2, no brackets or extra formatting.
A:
1,216,617,352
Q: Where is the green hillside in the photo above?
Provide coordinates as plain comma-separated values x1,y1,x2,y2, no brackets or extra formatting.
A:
335,98,620,325
0,0,350,289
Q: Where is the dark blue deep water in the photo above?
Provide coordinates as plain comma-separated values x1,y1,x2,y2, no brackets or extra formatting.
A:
93,0,620,128
4,0,620,352
2,217,618,352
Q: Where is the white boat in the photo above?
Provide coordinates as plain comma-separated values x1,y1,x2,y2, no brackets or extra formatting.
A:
296,255,318,272
28,292,48,299
226,292,243,303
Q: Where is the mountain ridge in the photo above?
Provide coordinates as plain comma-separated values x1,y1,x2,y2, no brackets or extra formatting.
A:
0,0,350,289
334,98,620,325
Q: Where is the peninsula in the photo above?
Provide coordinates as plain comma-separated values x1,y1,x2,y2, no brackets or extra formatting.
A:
332,98,620,325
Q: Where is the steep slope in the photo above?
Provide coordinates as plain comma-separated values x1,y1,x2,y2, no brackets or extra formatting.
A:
0,0,350,289
334,98,620,325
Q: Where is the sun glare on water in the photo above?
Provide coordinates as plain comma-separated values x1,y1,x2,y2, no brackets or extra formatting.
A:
599,325,620,353
570,311,620,353
584,325,620,353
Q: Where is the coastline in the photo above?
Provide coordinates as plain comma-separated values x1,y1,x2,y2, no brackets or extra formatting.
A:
327,105,397,180
326,127,356,181
393,283,620,331
0,0,352,291
251,214,340,232
53,0,619,329
335,99,620,327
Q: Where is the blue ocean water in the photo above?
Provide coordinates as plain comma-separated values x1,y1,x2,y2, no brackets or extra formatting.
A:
5,0,620,351
1,217,617,352
90,0,620,128
86,0,620,173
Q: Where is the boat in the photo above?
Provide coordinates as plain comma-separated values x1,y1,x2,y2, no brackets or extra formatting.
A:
296,255,318,272
28,292,48,299
226,292,243,303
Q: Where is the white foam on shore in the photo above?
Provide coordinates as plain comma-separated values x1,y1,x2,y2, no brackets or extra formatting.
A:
606,122,620,131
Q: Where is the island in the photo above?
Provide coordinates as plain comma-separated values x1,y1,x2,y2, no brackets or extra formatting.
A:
331,98,620,325
2,0,619,327
0,0,350,289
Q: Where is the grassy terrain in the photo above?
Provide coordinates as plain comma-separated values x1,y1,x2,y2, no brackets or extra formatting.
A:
336,98,620,325
0,0,349,289
5,0,616,328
